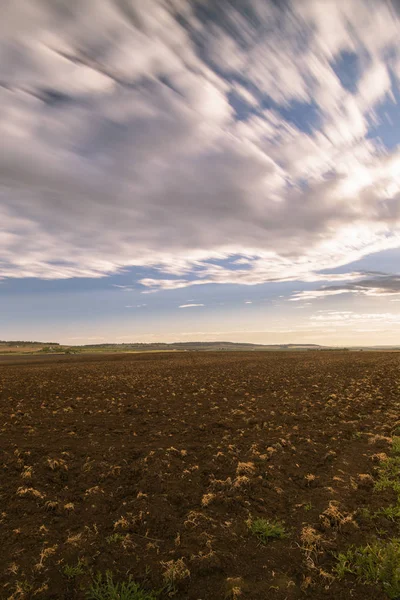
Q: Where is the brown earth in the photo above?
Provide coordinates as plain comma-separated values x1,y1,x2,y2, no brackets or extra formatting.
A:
0,351,399,599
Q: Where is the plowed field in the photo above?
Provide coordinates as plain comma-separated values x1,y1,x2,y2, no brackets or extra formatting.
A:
1,351,399,599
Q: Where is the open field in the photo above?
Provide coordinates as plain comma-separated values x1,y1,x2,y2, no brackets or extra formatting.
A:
0,342,324,356
1,351,399,599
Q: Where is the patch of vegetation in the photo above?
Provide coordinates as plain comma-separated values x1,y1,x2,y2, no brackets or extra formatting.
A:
372,443,400,523
13,580,34,594
86,571,158,600
375,505,400,522
357,507,371,520
63,559,86,579
106,533,126,544
247,517,287,543
392,436,400,455
335,539,400,599
374,456,400,495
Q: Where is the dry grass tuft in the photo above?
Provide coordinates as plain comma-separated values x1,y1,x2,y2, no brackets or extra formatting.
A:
236,462,255,476
16,487,45,499
201,493,216,507
20,466,33,480
47,457,68,471
161,558,190,586
300,526,323,554
319,501,356,531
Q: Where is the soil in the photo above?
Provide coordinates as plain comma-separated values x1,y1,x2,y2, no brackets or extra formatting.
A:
1,350,399,599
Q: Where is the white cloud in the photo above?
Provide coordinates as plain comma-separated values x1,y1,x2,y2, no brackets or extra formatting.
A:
113,285,134,291
290,289,353,301
178,303,205,308
1,0,400,286
290,274,400,301
125,304,146,308
138,268,382,292
310,311,400,326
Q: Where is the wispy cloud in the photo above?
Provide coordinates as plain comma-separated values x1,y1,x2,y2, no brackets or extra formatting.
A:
309,310,400,326
140,270,378,292
1,1,400,287
125,304,147,308
66,336,106,341
290,274,400,301
113,285,135,292
178,304,205,308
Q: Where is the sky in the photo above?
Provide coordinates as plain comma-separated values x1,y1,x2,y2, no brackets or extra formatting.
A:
2,0,400,346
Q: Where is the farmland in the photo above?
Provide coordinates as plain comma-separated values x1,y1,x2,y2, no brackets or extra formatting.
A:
1,351,399,599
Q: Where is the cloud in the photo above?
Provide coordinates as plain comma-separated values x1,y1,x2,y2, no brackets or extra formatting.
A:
125,304,146,308
66,336,106,341
1,1,400,285
113,284,135,291
309,310,400,326
290,289,354,301
178,303,205,308
290,273,400,301
139,269,379,291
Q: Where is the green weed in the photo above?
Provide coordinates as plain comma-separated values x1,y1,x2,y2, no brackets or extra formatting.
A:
392,436,400,456
13,580,34,594
358,507,372,520
247,517,287,543
86,571,158,600
63,559,86,579
106,533,126,545
375,505,400,522
334,539,400,599
374,456,400,495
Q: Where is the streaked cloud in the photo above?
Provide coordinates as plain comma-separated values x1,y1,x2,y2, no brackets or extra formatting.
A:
125,304,147,308
290,273,400,301
1,0,400,291
309,310,400,326
178,303,205,308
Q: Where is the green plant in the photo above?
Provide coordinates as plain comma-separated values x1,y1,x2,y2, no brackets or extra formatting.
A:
13,580,34,594
358,507,372,520
375,505,400,522
86,572,158,600
334,539,400,598
63,559,86,579
392,436,400,456
106,533,126,545
304,502,313,512
247,517,287,543
374,456,400,495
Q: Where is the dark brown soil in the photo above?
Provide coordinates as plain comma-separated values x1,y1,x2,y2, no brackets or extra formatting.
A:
1,351,399,599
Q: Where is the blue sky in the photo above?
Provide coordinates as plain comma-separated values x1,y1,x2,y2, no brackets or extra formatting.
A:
1,0,400,345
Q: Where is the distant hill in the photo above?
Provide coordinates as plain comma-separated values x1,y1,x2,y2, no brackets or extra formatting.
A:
0,340,322,354
1,340,399,356
67,341,324,353
0,340,59,346
0,341,60,354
